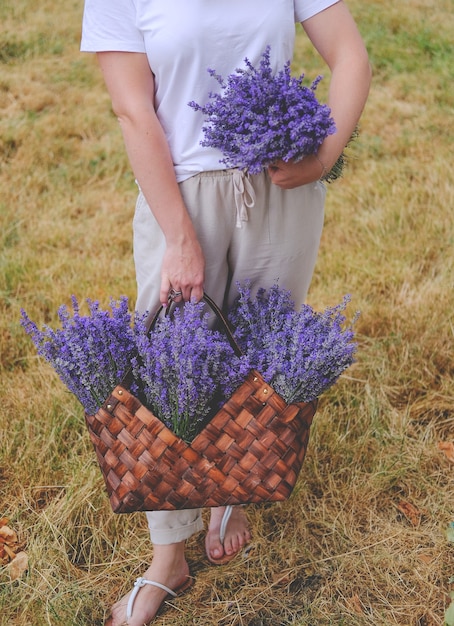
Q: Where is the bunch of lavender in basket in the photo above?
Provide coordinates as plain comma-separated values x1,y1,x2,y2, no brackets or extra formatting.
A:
188,45,336,175
131,301,250,442
228,282,358,404
21,297,249,442
20,296,137,416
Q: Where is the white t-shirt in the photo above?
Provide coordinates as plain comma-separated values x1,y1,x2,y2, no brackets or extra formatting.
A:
81,0,338,182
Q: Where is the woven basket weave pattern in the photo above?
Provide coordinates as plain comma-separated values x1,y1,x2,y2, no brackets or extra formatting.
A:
86,369,316,513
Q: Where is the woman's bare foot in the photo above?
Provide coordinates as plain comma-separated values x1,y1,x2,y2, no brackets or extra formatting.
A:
106,541,190,626
205,506,251,564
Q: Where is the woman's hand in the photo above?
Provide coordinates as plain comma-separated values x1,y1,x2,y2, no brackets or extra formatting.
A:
160,234,205,305
267,154,325,189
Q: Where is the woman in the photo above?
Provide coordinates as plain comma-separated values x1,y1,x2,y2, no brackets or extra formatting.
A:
81,1,371,624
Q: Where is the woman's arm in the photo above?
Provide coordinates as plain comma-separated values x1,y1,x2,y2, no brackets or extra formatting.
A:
97,51,205,305
268,0,372,189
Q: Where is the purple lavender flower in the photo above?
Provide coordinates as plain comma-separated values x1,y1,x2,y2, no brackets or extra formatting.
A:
133,301,250,442
20,296,137,415
188,46,336,174
228,282,357,403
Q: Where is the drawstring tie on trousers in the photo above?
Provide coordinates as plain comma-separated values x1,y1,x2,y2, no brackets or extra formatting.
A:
232,169,255,228
137,170,255,229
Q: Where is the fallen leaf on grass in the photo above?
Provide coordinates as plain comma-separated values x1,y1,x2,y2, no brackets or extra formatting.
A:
438,442,454,463
0,521,19,566
417,553,433,565
1,543,17,560
7,551,28,581
346,594,364,615
396,500,426,527
0,519,28,578
0,524,18,545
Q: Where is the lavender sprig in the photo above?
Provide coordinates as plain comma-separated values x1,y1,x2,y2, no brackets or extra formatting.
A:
228,282,358,403
188,46,336,174
132,301,250,442
20,296,137,415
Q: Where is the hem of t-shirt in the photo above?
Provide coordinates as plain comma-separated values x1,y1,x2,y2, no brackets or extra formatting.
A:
296,0,340,23
175,164,229,184
80,39,146,53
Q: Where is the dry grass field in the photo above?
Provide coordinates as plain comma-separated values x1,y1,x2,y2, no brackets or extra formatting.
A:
1,0,453,624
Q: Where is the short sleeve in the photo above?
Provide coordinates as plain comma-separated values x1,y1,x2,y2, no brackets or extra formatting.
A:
80,0,146,53
294,0,340,23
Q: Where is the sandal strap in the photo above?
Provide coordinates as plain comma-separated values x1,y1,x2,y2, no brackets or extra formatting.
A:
219,505,233,545
126,577,177,620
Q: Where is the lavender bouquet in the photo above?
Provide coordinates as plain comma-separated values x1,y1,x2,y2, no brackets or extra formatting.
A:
228,282,358,403
20,296,137,416
188,46,336,175
132,301,250,442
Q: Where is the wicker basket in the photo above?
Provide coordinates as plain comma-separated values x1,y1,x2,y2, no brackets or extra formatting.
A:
84,296,317,513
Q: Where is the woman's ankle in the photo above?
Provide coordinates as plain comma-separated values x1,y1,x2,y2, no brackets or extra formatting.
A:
145,540,189,583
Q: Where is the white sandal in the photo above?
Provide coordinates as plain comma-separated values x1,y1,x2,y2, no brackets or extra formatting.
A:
219,504,233,547
126,575,192,621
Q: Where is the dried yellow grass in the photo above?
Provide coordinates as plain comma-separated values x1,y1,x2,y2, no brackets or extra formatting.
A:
1,0,453,624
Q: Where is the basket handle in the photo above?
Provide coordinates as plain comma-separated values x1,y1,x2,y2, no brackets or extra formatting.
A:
115,294,242,394
145,293,243,357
